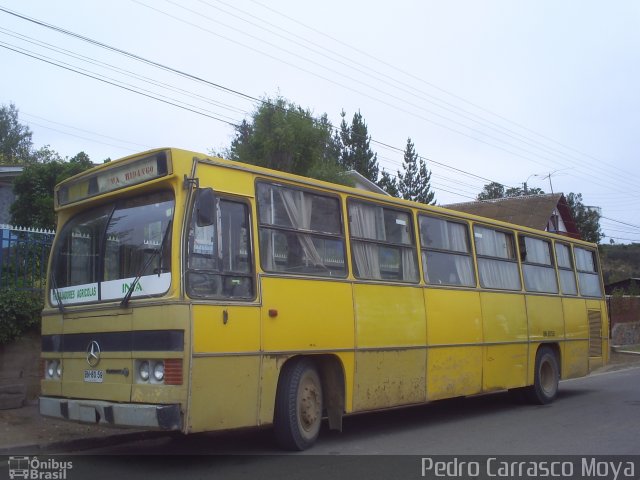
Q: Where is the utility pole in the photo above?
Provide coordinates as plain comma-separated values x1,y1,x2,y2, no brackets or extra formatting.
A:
540,169,569,194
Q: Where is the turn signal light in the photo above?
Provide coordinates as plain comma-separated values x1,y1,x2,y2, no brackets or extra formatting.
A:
163,359,183,385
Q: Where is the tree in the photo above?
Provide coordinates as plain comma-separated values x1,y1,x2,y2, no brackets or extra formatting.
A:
229,97,346,184
477,181,544,200
0,103,33,164
477,181,506,200
396,138,436,204
338,110,379,182
565,192,604,244
377,170,398,197
10,150,94,230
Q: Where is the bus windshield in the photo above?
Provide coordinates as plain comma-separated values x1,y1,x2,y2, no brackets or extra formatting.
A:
50,191,175,306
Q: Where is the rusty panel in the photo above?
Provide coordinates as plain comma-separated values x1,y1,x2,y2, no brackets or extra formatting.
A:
427,346,482,400
353,349,426,411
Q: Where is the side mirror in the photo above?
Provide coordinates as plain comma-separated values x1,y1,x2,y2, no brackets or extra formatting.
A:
195,188,216,227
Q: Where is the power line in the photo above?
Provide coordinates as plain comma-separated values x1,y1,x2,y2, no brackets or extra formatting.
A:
0,6,515,190
244,0,640,193
2,3,636,238
21,112,153,150
601,216,640,230
0,41,241,127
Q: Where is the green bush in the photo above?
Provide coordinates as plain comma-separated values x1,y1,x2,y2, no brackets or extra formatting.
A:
0,289,43,344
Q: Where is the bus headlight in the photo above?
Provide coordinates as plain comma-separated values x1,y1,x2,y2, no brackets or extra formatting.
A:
47,361,56,378
139,361,150,381
153,361,164,381
45,360,61,379
134,358,181,384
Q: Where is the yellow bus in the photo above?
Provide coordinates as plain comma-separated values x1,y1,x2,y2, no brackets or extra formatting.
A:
40,148,608,450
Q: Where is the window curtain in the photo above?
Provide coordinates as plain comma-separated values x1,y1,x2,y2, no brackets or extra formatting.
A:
524,237,551,264
398,220,418,282
522,238,557,293
447,222,473,285
478,258,521,290
422,218,473,285
475,226,520,289
559,269,577,295
475,227,514,259
349,202,383,279
575,248,595,272
555,243,572,268
523,264,557,293
280,189,324,267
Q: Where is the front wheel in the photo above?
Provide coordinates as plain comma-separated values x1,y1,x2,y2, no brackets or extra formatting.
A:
274,358,323,451
526,346,559,405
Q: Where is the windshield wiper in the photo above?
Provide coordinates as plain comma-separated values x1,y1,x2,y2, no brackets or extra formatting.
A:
49,273,66,315
120,219,172,308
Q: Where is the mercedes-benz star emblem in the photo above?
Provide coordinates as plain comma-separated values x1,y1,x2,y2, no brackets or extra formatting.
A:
86,340,101,367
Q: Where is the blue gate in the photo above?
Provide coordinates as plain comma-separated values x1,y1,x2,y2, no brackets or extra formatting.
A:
0,225,55,292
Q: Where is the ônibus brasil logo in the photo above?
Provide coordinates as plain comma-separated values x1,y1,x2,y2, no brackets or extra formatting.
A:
8,456,72,479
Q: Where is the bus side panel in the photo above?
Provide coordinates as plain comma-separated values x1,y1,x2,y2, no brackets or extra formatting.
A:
188,356,261,432
352,283,426,411
261,277,354,351
526,295,564,385
561,298,589,379
188,304,261,432
480,292,528,391
425,289,482,401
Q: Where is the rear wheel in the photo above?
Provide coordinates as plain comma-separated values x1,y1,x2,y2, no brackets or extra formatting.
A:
274,358,323,451
526,346,559,404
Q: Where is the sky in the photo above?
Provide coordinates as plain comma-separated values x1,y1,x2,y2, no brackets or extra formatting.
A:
0,0,638,243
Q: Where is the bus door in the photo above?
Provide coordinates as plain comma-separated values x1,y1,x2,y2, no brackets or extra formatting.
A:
184,185,261,431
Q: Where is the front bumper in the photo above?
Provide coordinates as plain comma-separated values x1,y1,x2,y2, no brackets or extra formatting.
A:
40,396,182,430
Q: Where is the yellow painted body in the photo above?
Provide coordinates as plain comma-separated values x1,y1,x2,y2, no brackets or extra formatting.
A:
42,148,609,437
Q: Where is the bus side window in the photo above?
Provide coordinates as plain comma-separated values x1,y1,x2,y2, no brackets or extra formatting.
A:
519,236,558,294
256,182,346,278
419,215,475,287
348,200,418,283
555,242,578,295
575,247,602,297
474,225,521,291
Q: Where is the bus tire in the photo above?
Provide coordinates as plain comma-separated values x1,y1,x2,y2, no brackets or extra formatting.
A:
274,358,323,451
526,346,559,405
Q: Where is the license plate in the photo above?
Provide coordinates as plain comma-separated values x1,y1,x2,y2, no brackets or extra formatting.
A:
83,370,104,383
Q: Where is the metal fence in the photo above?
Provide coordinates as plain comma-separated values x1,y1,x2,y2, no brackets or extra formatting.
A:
0,224,55,292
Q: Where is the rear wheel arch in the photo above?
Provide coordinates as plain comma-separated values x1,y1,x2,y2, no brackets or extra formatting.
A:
273,354,345,450
526,344,561,405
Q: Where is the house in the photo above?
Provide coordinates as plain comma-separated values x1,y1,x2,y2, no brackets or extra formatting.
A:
605,277,640,296
445,193,581,239
0,166,23,224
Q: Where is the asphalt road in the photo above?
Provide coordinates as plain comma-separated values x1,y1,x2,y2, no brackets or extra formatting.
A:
78,364,640,456
37,364,639,480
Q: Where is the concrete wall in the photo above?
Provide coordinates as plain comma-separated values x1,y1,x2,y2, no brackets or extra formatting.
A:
609,296,640,328
0,331,40,408
612,322,640,347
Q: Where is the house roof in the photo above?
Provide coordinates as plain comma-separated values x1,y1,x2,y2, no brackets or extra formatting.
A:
0,166,23,186
343,170,389,196
445,193,581,238
604,277,640,295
